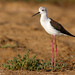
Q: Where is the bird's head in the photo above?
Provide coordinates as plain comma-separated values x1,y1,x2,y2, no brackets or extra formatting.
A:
32,7,47,17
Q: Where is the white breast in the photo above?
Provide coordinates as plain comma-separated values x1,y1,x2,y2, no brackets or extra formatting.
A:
40,18,62,35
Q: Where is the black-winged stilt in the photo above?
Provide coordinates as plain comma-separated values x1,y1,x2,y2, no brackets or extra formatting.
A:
32,7,75,67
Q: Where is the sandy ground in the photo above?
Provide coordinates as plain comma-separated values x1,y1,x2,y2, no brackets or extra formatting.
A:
0,2,75,75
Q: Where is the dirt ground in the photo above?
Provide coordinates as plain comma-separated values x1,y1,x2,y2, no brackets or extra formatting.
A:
0,2,75,75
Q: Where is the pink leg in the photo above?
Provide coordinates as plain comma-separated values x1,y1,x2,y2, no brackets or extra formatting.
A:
51,35,54,67
54,36,57,67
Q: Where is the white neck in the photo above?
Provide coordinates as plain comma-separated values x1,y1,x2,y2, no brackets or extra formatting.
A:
40,13,48,21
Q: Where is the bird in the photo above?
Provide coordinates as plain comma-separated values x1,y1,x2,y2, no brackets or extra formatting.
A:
32,7,75,67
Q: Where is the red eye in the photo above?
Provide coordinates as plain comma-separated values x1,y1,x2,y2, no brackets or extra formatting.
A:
42,10,44,11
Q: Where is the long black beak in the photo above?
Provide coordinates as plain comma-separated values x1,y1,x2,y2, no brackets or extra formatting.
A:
32,12,40,17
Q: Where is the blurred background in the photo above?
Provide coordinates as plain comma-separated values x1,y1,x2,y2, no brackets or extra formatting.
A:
0,0,75,6
0,0,75,74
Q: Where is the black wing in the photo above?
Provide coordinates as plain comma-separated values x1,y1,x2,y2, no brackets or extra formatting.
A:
50,18,75,37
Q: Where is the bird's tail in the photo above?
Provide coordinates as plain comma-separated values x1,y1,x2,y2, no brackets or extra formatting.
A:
64,30,75,37
68,34,75,37
70,35,75,37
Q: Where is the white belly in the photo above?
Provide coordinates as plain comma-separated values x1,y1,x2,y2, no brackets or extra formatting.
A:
40,19,62,35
